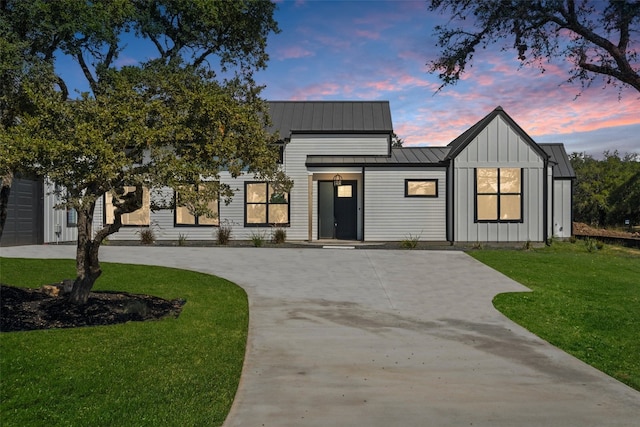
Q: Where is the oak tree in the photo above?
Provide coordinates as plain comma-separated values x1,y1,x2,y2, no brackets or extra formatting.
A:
2,0,287,304
428,0,640,92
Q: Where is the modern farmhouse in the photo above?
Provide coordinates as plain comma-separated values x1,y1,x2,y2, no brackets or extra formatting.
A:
1,101,575,246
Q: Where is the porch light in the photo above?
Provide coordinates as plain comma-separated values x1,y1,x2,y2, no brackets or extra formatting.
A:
333,173,343,187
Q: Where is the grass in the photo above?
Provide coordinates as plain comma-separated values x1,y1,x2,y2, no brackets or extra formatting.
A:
0,258,248,427
470,242,640,391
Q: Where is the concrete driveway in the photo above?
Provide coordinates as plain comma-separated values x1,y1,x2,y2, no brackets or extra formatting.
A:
2,245,639,426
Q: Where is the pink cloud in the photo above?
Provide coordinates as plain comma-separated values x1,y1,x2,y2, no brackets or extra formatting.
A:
354,30,381,40
277,46,314,60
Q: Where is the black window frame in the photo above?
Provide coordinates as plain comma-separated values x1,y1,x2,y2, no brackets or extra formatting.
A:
244,181,290,227
103,187,151,227
474,167,524,223
405,179,439,198
66,208,78,227
174,185,220,227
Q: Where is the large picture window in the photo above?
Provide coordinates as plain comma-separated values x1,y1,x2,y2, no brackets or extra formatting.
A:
245,182,289,226
175,184,219,226
475,168,522,222
405,179,438,197
104,186,150,226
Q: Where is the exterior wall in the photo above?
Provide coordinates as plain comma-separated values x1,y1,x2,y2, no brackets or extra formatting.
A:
452,115,546,242
284,134,389,241
43,184,78,244
552,179,573,238
97,133,389,242
364,167,446,241
308,170,363,241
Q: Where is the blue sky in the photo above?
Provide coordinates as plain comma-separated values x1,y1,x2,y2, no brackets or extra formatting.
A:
58,0,640,156
257,0,640,155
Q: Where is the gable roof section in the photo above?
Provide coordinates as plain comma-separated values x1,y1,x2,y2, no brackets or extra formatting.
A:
540,143,576,178
268,101,393,138
445,106,548,161
305,147,450,167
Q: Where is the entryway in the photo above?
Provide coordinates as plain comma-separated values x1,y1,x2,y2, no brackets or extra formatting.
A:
318,180,357,240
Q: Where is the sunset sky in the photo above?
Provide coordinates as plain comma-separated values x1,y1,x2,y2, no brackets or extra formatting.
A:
256,0,639,155
57,0,640,156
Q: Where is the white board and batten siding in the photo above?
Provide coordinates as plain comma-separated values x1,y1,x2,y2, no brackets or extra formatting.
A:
364,168,446,241
453,115,546,242
43,182,78,244
553,179,572,238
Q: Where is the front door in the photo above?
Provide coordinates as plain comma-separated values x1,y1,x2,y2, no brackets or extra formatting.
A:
318,180,357,240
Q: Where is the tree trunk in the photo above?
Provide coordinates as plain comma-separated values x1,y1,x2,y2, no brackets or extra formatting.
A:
0,171,13,240
69,203,102,305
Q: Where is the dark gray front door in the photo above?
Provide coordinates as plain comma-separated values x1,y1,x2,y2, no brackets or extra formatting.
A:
318,180,357,240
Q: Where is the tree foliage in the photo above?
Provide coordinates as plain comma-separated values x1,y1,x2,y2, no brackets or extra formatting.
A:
570,151,640,227
1,0,285,303
428,0,640,92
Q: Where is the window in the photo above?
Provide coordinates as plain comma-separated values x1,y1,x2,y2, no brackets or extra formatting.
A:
337,185,352,198
104,186,150,226
475,168,522,222
175,185,219,226
245,182,289,226
405,179,438,197
66,208,78,227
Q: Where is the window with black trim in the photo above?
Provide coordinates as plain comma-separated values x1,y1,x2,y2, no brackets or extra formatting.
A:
405,179,438,197
175,185,219,226
475,168,522,222
245,182,289,226
104,186,150,226
66,208,78,227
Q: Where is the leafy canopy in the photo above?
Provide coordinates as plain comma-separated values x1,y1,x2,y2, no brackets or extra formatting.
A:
428,0,640,93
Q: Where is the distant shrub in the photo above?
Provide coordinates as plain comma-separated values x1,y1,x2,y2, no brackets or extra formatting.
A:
400,233,420,249
178,233,188,246
271,228,286,244
138,228,156,245
216,220,232,245
250,231,267,247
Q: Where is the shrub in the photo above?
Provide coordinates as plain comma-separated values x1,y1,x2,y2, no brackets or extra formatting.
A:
569,235,577,244
400,233,420,249
472,241,484,250
216,220,233,245
585,237,603,253
271,228,286,244
138,228,156,245
178,233,188,246
523,240,533,251
250,231,267,247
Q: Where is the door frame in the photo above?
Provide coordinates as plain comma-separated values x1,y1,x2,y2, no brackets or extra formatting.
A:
317,179,358,240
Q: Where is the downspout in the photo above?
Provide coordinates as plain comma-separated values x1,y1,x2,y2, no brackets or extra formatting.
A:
361,166,365,241
447,159,454,243
542,158,549,244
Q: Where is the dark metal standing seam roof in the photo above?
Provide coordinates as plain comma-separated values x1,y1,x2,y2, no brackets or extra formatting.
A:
305,147,451,167
267,101,394,139
540,143,576,178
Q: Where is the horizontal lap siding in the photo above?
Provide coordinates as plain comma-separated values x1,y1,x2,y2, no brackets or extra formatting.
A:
453,116,545,242
364,168,446,241
287,134,390,241
97,134,389,242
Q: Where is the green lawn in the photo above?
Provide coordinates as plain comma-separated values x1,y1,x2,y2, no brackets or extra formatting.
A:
0,258,248,427
470,242,640,391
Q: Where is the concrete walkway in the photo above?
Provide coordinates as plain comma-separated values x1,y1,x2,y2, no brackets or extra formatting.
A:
2,245,639,426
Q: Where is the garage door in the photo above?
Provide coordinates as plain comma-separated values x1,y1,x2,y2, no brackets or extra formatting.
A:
0,177,44,246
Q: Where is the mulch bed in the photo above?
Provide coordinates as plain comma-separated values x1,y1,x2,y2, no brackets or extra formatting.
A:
0,284,185,332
